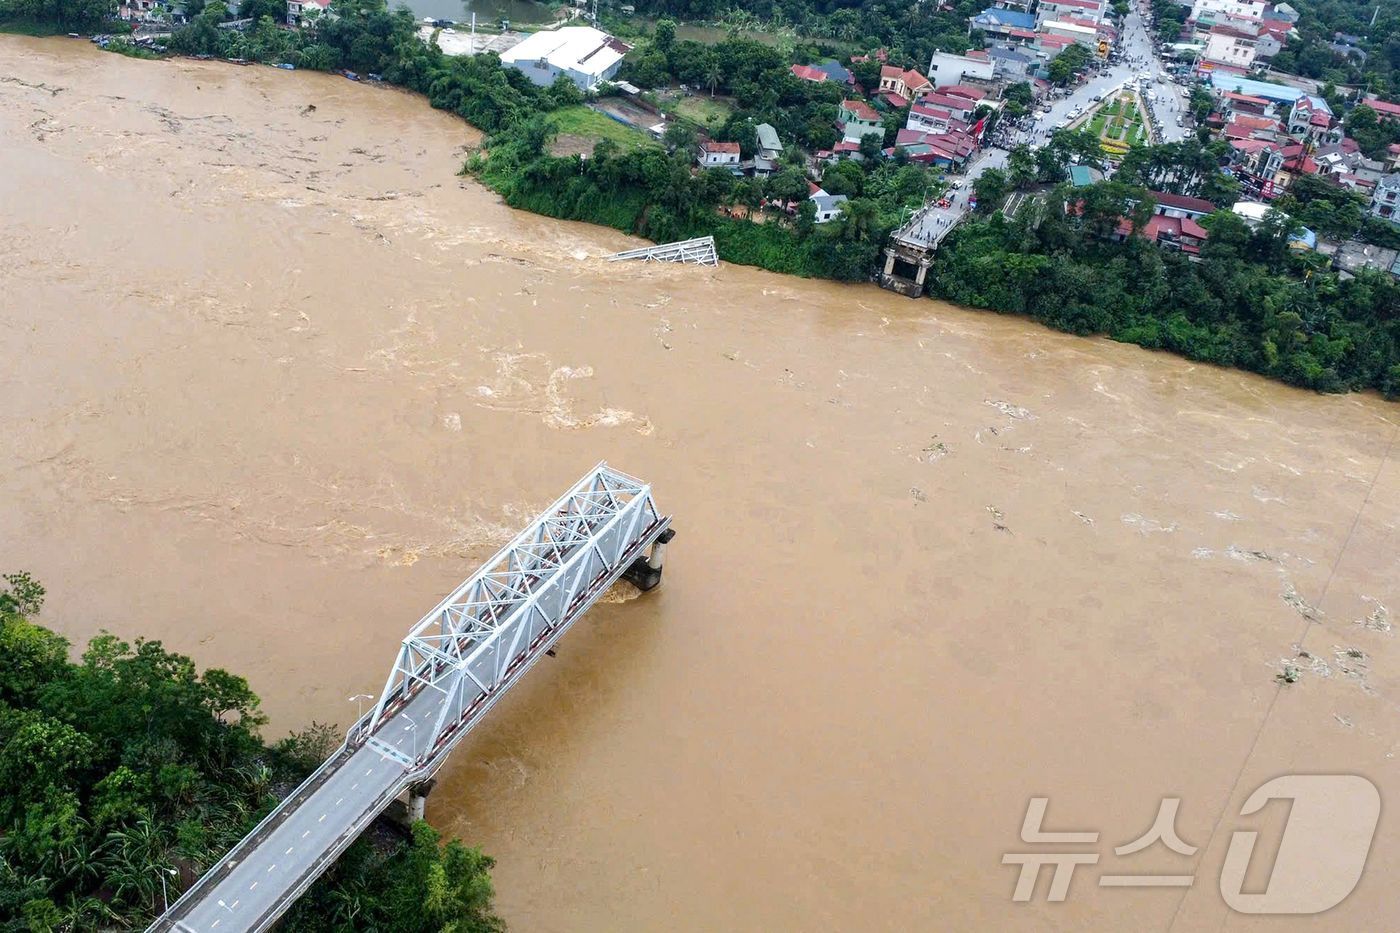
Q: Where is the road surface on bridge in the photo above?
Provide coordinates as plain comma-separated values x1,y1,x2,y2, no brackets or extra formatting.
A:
153,464,672,933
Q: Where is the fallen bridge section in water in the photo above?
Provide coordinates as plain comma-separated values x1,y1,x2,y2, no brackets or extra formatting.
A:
607,236,718,266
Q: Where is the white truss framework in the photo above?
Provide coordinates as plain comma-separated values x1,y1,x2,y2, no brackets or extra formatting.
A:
363,462,668,772
607,235,719,266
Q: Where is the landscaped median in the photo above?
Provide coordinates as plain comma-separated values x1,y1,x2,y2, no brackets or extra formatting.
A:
1088,91,1148,156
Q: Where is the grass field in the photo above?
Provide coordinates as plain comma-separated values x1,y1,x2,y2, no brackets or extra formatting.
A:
547,105,657,156
672,94,733,127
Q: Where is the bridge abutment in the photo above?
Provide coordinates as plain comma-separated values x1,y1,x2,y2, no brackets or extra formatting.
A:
879,242,934,298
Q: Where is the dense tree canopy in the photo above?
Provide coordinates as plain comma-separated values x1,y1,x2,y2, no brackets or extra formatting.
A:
931,183,1400,397
0,574,501,932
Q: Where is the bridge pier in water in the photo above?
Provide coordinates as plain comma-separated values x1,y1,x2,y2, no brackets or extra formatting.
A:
622,527,675,591
408,779,436,823
149,463,673,933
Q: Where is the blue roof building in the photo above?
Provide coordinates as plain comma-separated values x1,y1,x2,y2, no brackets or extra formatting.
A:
1209,73,1328,111
815,59,852,84
973,7,1035,29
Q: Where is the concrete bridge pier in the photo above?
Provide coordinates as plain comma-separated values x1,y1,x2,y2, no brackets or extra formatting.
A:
408,779,436,823
879,243,934,299
622,528,675,591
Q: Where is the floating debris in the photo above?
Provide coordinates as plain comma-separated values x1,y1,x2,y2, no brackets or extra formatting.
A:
919,436,950,463
1226,545,1275,563
984,399,1035,420
986,505,1010,533
1121,513,1178,535
1331,646,1373,692
1354,598,1392,634
1282,584,1323,622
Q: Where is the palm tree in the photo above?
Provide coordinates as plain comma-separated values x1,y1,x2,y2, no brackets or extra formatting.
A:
832,198,881,243
704,59,723,98
97,819,176,918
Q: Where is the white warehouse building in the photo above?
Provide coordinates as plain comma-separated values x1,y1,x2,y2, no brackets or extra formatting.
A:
499,26,632,92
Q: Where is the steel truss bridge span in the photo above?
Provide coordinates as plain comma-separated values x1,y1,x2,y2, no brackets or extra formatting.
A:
150,464,673,933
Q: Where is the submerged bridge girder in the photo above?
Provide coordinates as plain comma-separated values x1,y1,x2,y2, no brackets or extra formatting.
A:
607,235,718,266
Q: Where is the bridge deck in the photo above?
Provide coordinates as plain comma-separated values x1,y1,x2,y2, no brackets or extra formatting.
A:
151,464,670,932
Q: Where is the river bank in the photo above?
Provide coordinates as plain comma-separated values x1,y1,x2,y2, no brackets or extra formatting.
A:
19,7,1399,398
4,35,1400,930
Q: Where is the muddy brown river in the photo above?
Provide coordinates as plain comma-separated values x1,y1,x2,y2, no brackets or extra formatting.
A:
3,37,1398,931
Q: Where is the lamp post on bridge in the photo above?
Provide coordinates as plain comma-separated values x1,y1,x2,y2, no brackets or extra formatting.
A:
157,866,177,913
348,693,373,740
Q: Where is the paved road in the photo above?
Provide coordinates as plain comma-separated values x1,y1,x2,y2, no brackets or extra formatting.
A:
164,684,455,931
896,7,1192,245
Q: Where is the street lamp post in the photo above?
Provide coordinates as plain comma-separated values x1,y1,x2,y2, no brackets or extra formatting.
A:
157,867,177,913
348,693,374,740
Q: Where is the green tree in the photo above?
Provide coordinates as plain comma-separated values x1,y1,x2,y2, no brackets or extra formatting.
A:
1007,144,1036,189
827,197,881,242
654,18,676,53
973,168,1010,213
765,166,809,206
703,53,723,97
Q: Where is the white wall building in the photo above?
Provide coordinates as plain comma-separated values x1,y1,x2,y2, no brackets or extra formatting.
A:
1190,0,1266,23
927,51,995,87
500,26,631,92
1203,26,1259,68
287,0,330,25
1043,19,1100,48
1036,0,1106,26
696,140,741,172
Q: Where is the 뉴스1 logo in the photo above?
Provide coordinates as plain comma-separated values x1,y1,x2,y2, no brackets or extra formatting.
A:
1004,774,1380,914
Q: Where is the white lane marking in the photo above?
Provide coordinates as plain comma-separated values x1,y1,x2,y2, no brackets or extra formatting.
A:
231,900,240,909
211,922,221,930
352,783,359,790
366,768,373,775
285,847,294,855
267,864,276,873
318,814,327,822
336,798,343,805
249,881,257,891
302,830,310,838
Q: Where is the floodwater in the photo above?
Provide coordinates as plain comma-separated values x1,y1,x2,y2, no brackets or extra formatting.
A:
401,0,554,27
3,37,1398,931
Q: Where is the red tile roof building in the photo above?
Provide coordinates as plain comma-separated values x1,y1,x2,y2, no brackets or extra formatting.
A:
1363,96,1400,120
